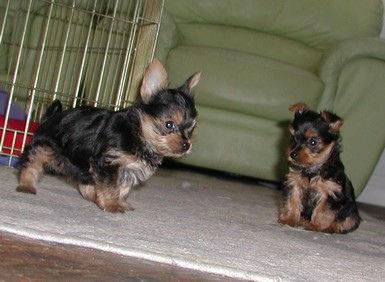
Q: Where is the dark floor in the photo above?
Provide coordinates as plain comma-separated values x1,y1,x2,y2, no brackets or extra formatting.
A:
0,231,236,282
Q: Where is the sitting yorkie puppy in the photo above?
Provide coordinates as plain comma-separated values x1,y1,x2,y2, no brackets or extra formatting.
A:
278,103,360,233
16,59,201,212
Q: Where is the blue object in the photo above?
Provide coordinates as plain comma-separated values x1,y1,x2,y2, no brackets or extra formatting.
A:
0,90,27,121
0,155,19,167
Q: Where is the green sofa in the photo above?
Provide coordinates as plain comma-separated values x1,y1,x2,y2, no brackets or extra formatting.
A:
155,0,385,195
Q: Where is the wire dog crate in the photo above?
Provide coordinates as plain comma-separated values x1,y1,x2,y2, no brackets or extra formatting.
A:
0,0,164,166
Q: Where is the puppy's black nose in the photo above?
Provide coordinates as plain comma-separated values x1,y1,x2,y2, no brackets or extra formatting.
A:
290,151,298,160
181,142,190,152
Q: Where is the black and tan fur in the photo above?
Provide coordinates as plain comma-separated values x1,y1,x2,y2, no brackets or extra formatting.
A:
278,103,360,233
17,59,201,213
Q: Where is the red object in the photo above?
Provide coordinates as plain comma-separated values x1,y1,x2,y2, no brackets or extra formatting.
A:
0,115,39,156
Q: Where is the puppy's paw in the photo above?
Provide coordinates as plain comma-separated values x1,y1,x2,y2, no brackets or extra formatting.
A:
303,221,335,233
16,185,37,194
98,199,134,213
278,213,300,227
79,184,96,202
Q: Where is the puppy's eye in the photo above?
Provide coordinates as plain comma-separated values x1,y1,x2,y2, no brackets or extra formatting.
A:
165,121,175,130
309,138,317,147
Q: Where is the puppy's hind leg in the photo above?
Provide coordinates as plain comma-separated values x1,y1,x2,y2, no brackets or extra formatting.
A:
307,196,336,233
17,145,55,194
334,214,361,234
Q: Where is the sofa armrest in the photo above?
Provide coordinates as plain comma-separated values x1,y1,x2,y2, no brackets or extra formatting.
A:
318,38,385,110
318,38,385,195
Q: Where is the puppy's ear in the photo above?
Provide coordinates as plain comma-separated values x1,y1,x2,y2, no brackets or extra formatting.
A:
140,59,168,103
321,111,343,133
289,102,308,115
179,71,201,97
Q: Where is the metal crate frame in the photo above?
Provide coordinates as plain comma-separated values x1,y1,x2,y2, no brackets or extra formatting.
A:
0,0,164,164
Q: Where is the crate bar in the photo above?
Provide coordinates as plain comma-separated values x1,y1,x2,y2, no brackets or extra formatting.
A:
81,0,110,105
9,130,18,165
40,0,137,25
21,0,55,151
0,0,11,45
103,2,134,107
52,0,76,100
86,0,111,105
119,0,146,107
40,1,61,101
150,0,164,61
0,42,132,54
1,80,66,101
104,24,123,107
123,0,164,106
4,0,25,85
69,0,95,107
0,0,33,152
100,0,119,107
93,0,119,106
72,0,98,108
114,0,142,110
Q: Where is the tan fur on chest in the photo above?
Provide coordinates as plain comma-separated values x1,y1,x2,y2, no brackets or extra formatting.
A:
285,170,310,190
309,177,341,200
286,170,341,198
106,150,156,186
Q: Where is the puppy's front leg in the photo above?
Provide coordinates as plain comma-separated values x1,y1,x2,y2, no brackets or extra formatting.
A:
93,169,135,213
117,168,135,211
307,196,336,233
94,185,130,213
278,184,303,227
79,184,96,202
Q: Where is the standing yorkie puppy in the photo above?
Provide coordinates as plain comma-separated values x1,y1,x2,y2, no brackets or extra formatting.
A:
16,59,201,212
278,103,360,233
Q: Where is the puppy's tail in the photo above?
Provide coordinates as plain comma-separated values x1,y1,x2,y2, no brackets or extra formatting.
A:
43,99,62,122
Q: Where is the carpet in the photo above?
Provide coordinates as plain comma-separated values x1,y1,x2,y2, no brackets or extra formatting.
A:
0,166,384,281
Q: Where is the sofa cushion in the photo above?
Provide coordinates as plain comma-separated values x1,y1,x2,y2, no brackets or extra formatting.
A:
166,0,383,50
177,23,322,73
181,105,289,181
166,46,323,121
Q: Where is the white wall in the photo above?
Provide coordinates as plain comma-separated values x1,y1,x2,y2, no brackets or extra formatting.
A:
358,151,385,207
